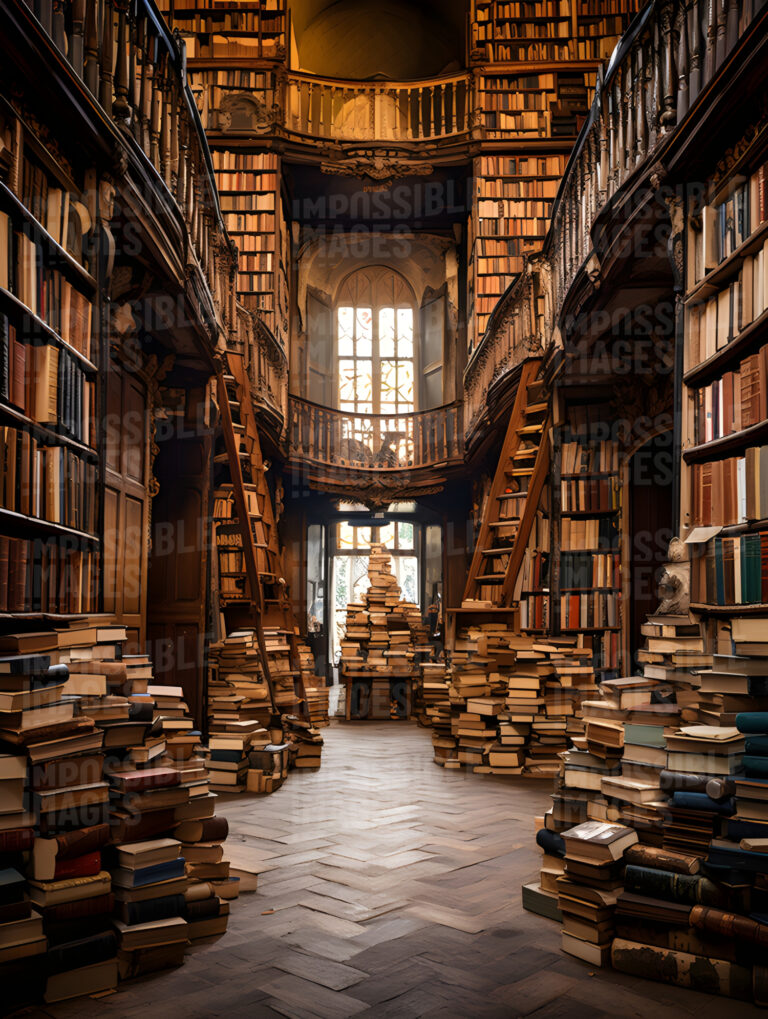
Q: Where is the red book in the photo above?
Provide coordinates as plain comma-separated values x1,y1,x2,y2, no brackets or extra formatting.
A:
761,533,768,604
42,892,114,922
0,826,34,854
53,850,102,881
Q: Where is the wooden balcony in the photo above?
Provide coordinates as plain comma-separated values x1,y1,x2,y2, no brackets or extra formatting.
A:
286,397,464,497
284,72,472,144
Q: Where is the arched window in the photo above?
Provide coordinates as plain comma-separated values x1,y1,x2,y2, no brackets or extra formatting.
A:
336,267,416,416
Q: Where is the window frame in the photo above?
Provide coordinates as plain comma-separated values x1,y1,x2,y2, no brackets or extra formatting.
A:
334,266,419,417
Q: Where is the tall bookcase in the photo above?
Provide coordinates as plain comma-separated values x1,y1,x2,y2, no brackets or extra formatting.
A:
212,150,289,349
0,100,100,618
469,154,566,344
552,402,621,679
682,140,768,610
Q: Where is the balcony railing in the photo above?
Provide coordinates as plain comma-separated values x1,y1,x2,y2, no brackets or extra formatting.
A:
285,72,471,143
288,398,464,472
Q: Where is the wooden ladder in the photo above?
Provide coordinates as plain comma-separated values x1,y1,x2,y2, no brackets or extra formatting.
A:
463,359,551,607
217,353,308,718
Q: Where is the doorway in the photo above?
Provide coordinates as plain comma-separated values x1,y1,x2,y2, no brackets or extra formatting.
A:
625,430,675,668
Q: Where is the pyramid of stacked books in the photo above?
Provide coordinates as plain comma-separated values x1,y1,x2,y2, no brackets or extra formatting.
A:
338,545,419,719
0,622,236,1007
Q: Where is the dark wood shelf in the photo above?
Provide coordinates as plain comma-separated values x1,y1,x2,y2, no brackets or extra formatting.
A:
0,506,99,542
684,308,768,388
683,418,768,464
0,288,97,375
0,181,96,291
684,219,768,307
0,400,97,459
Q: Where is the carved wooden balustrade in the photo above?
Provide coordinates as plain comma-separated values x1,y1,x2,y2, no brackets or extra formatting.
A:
463,257,545,443
22,0,233,336
288,398,464,472
548,0,763,314
235,307,288,436
285,72,472,143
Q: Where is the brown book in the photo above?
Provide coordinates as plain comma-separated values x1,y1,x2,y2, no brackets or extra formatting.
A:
690,905,768,947
110,768,181,794
30,754,105,792
624,845,700,875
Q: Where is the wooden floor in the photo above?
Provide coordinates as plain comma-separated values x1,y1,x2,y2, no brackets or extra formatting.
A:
43,722,762,1019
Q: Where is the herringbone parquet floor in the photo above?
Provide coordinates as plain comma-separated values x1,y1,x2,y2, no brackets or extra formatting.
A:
42,722,763,1019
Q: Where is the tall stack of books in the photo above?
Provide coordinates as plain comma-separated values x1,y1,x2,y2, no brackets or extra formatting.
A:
0,632,120,1005
0,651,59,1006
208,630,274,730
338,545,419,720
558,821,638,967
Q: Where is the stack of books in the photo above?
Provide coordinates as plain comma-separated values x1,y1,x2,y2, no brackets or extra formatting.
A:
558,821,638,967
208,630,273,730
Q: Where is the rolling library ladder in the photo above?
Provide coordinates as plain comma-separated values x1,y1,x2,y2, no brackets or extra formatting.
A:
217,353,308,718
464,359,551,606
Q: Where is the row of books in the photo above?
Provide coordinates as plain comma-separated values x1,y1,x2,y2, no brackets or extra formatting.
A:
18,158,89,270
561,438,620,474
520,592,550,630
561,477,619,513
475,217,551,238
560,519,618,556
692,532,768,605
0,430,97,532
215,171,279,193
479,155,566,178
560,591,620,630
478,198,553,219
475,20,571,39
164,0,284,11
474,0,571,17
561,552,620,590
0,539,98,614
699,163,768,275
0,224,93,361
1,320,94,446
478,178,560,199
477,37,615,61
692,345,768,443
184,36,283,59
220,194,278,215
688,245,768,366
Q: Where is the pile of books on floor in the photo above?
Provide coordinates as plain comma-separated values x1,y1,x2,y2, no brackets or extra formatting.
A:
433,621,595,776
208,630,273,732
304,684,329,728
283,714,324,770
526,609,768,1004
416,661,449,728
338,545,419,720
262,627,302,712
0,622,236,1007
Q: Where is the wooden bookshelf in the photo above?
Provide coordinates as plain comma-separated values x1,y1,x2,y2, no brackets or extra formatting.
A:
211,150,287,349
470,154,566,345
156,0,287,61
682,139,768,611
551,403,621,678
0,105,101,618
469,0,639,65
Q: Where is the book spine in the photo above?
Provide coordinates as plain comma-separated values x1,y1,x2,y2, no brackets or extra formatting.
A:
46,930,118,975
690,906,768,947
122,893,186,926
623,845,700,875
624,865,726,906
611,938,753,1000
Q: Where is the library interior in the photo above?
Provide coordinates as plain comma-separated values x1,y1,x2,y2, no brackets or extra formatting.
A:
0,0,768,1014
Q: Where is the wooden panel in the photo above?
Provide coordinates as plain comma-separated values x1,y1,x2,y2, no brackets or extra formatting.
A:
102,487,119,615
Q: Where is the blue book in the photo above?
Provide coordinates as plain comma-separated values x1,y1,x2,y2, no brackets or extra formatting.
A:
707,839,768,874
743,756,768,777
113,857,186,888
671,792,734,815
737,713,768,735
726,818,768,842
745,736,768,755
